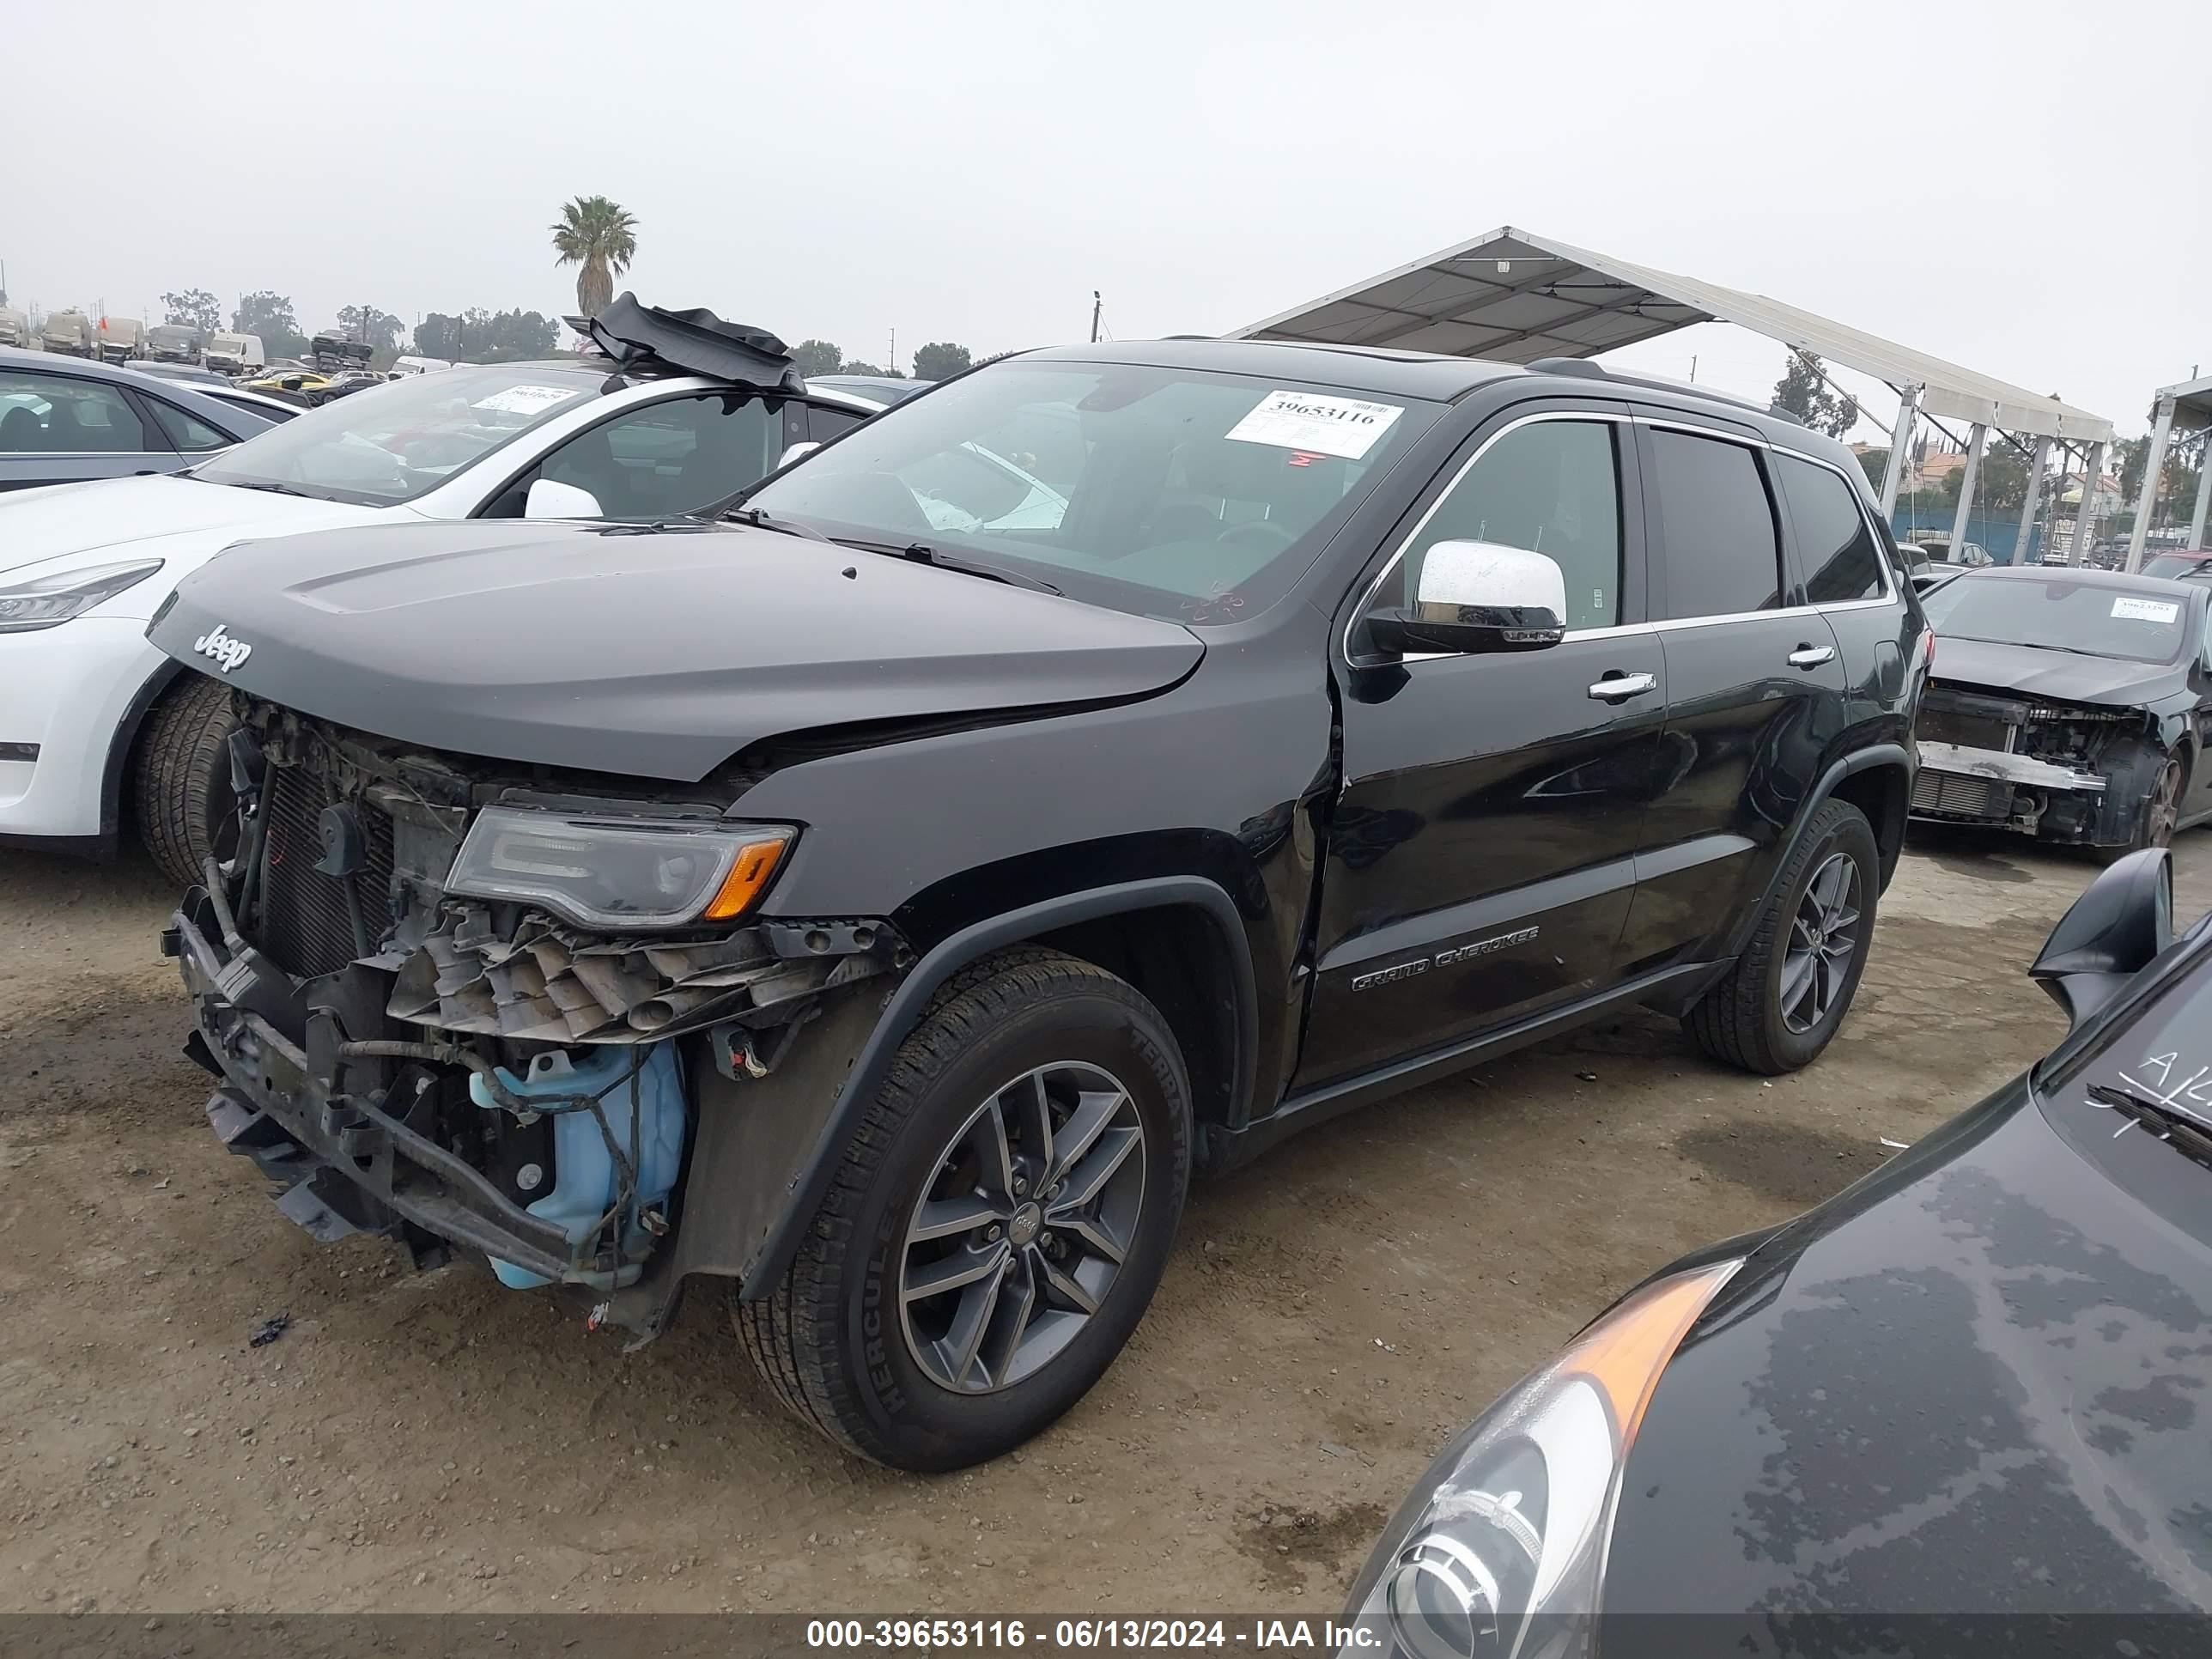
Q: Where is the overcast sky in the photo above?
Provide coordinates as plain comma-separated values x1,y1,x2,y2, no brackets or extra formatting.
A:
8,0,2205,440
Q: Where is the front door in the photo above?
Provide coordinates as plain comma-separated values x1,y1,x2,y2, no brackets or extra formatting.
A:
1296,407,1663,1091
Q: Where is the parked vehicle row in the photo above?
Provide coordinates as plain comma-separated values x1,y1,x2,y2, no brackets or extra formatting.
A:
121,313,1926,1470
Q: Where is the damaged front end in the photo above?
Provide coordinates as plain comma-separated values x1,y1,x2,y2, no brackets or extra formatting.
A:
164,695,902,1330
1911,684,2162,846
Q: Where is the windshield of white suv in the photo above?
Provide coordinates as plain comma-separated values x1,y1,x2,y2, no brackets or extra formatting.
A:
193,363,602,506
744,359,1442,622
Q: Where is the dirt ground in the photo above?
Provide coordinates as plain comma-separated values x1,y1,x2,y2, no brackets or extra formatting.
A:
3,828,2208,1617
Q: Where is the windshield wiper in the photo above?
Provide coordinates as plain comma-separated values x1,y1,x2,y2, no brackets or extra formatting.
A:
2087,1082,2212,1169
723,504,831,543
840,539,1061,595
222,479,314,499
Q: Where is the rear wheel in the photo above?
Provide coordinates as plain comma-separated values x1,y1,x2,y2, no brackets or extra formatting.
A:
132,676,239,889
1687,799,1878,1075
736,948,1190,1470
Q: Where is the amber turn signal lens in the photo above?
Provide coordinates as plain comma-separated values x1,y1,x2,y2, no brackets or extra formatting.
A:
701,834,793,920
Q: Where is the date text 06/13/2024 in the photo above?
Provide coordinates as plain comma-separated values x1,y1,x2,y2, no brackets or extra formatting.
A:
804,1619,1380,1650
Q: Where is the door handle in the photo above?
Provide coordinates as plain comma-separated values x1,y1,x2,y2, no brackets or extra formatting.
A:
1787,644,1837,669
1587,671,1659,703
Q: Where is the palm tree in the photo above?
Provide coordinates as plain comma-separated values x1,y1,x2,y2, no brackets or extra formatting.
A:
550,195,638,319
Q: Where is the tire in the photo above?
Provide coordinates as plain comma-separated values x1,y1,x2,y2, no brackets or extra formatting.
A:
132,675,239,889
1687,798,1879,1076
2092,746,2186,866
736,947,1191,1471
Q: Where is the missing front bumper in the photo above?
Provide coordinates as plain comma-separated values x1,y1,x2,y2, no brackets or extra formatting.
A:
1909,739,2115,844
165,890,599,1289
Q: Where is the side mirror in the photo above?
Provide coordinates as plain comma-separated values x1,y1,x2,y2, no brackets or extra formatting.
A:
2029,848,2173,1027
525,477,604,520
1370,540,1567,656
778,441,821,469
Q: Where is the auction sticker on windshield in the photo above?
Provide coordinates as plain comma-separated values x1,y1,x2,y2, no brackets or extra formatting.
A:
1225,390,1401,459
2112,596,2181,623
472,385,583,416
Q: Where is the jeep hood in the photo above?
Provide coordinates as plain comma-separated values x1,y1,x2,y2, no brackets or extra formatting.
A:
1929,636,2176,708
149,519,1206,781
0,471,381,576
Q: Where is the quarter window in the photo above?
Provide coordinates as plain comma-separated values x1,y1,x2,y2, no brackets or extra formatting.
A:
1390,419,1624,631
1777,453,1885,604
145,398,233,453
1648,428,1781,620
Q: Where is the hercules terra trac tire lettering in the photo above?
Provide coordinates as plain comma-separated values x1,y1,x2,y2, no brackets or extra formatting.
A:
735,948,1191,1470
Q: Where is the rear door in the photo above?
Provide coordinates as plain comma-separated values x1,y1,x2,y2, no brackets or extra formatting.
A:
1296,403,1663,1090
0,364,178,490
1617,418,1849,975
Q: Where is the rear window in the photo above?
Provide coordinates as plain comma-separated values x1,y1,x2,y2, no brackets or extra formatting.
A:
2142,554,2212,581
1648,428,1782,619
1776,453,1887,604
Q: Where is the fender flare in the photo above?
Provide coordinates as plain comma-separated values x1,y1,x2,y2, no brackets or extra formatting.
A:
738,874,1257,1297
1718,742,1912,965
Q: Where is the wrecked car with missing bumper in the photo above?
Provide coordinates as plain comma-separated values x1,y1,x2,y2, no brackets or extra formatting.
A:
151,340,1922,1470
1911,568,2212,856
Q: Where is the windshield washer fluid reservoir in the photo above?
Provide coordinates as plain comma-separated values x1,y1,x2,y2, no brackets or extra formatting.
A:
469,1041,686,1291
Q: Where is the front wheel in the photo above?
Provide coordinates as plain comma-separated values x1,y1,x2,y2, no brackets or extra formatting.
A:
1687,798,1879,1075
132,675,240,889
737,948,1190,1470
2094,748,2186,866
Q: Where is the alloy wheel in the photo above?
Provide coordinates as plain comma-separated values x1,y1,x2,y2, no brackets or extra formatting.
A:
898,1061,1148,1395
2145,759,2183,849
1780,850,1862,1035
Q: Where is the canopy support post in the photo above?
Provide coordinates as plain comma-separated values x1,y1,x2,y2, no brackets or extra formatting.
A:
2126,397,2178,573
2189,438,2212,552
2073,442,2108,563
2010,434,2051,566
1879,383,1920,521
1948,422,1987,562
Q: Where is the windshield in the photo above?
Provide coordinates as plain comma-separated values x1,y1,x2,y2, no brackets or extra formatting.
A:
1919,574,2191,665
2142,554,2212,581
194,364,600,506
746,359,1438,621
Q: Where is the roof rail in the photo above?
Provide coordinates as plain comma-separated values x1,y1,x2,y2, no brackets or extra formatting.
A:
1528,356,1783,421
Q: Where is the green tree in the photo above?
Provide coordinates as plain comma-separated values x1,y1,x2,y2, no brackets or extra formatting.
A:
161,288,222,334
1771,350,1857,438
414,312,464,359
1854,447,1889,491
232,291,307,359
910,341,973,382
790,339,844,376
842,360,895,378
550,195,638,320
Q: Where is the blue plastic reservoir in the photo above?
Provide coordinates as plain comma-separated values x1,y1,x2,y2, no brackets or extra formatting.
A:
467,1041,686,1291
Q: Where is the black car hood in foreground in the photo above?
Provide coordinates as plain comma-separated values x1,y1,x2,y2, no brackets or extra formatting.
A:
1603,1079,2212,1619
1931,635,2179,707
149,520,1203,780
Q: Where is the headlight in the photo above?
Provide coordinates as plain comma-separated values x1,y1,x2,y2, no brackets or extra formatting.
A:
445,808,793,929
1340,1259,1741,1659
0,559,164,632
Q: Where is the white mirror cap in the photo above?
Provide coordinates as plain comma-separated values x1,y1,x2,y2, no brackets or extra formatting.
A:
779,441,822,468
525,477,605,520
1416,539,1567,617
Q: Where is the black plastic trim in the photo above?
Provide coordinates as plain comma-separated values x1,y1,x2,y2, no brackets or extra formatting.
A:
737,875,1257,1297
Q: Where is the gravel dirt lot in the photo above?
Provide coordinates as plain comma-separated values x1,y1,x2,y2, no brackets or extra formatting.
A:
4,829,2208,1617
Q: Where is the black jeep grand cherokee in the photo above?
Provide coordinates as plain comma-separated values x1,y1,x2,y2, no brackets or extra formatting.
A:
149,340,1927,1470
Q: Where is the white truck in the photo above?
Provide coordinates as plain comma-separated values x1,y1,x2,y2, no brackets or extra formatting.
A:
204,332,266,375
97,317,149,363
0,307,32,349
41,310,97,357
145,325,203,363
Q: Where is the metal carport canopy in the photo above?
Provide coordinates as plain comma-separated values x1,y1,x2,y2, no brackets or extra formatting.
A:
1232,225,2114,446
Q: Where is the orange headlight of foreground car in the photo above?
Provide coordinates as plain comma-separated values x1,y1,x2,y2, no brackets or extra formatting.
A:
1337,1259,1742,1659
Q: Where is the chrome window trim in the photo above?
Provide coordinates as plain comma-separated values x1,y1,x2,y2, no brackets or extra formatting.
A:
1346,407,1898,670
1340,408,1633,668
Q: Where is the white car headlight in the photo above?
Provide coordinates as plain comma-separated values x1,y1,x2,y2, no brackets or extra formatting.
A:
444,807,794,929
0,559,164,632
1339,1259,1741,1659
